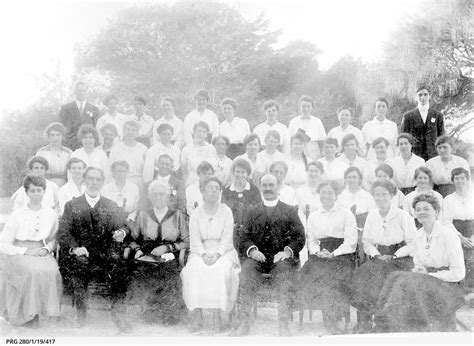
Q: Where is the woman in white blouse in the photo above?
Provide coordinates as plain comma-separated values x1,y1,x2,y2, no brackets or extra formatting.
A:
402,167,443,228
350,179,416,333
426,135,470,197
300,180,358,334
218,98,250,159
180,121,218,187
11,156,59,212
98,123,118,158
327,107,365,155
318,137,349,184
152,97,185,148
374,164,405,209
373,193,465,332
181,177,240,333
58,158,86,215
388,133,426,195
143,123,181,184
71,124,110,181
212,136,232,187
102,160,139,214
253,100,289,153
336,134,368,175
288,96,327,160
96,94,131,141
0,175,62,327
443,167,473,288
257,130,285,172
363,137,390,189
285,133,310,189
235,134,266,187
36,122,72,187
296,161,324,226
362,97,398,160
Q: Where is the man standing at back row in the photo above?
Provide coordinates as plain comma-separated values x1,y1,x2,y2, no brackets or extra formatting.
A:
59,81,100,150
401,85,445,161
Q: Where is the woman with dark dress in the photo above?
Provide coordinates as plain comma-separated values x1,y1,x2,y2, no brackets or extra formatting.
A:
349,179,416,333
373,193,466,332
126,180,189,325
299,180,358,334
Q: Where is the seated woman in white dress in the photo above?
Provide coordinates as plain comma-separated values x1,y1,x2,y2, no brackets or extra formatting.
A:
71,124,110,181
336,133,368,175
0,175,62,327
11,156,59,212
102,160,139,214
402,166,443,228
257,130,285,172
235,134,266,187
185,161,214,217
374,193,465,332
269,161,297,206
295,161,324,226
443,167,474,288
143,123,181,184
212,136,232,187
98,123,118,158
374,164,405,209
181,121,218,187
350,179,416,333
318,137,349,184
388,133,425,195
181,177,240,333
58,158,86,215
285,132,310,189
36,122,72,187
363,137,391,189
426,135,470,197
218,98,250,159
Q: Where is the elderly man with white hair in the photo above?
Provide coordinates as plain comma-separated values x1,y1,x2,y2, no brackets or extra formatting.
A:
126,179,189,325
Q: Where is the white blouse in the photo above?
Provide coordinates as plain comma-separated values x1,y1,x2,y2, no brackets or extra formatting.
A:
96,112,132,141
327,125,365,153
185,181,203,217
181,143,218,187
388,154,426,189
102,181,139,213
295,184,322,225
426,155,470,185
219,117,250,144
288,116,327,142
253,121,289,152
109,141,147,179
130,113,155,140
0,205,58,255
362,118,399,160
278,184,297,206
189,203,234,256
143,142,181,183
71,147,111,181
362,206,416,258
336,188,376,214
11,180,59,212
215,155,232,187
284,155,308,189
36,145,72,178
412,221,465,282
318,157,349,183
306,206,358,256
336,154,368,177
257,150,285,172
183,109,220,145
152,116,185,147
443,190,474,222
58,180,85,215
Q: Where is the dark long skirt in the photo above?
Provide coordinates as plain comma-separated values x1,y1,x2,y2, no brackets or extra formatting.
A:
453,219,474,288
374,271,466,332
128,260,185,325
299,253,354,321
350,257,413,315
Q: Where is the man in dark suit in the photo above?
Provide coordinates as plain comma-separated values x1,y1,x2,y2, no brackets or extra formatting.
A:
401,85,445,161
58,167,132,332
232,174,305,337
59,81,100,150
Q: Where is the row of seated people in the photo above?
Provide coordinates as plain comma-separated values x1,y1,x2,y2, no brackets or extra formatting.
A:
0,163,471,335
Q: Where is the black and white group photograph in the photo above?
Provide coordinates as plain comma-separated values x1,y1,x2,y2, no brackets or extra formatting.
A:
0,0,473,344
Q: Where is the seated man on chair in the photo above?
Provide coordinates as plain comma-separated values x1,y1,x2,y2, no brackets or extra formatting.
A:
232,173,305,336
58,166,133,332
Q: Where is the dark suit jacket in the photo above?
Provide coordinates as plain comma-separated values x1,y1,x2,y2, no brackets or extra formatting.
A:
401,107,444,161
59,101,100,150
239,201,305,262
58,194,127,255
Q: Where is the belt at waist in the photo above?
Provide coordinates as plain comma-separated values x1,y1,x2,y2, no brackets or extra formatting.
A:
426,266,449,273
376,241,406,256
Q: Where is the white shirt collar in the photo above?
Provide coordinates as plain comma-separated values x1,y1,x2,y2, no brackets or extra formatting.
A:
263,198,278,207
85,193,100,208
156,174,170,184
153,206,169,222
417,103,429,112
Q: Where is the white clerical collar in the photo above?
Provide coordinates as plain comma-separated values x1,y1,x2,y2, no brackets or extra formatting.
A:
263,198,278,207
154,206,169,223
85,193,100,208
